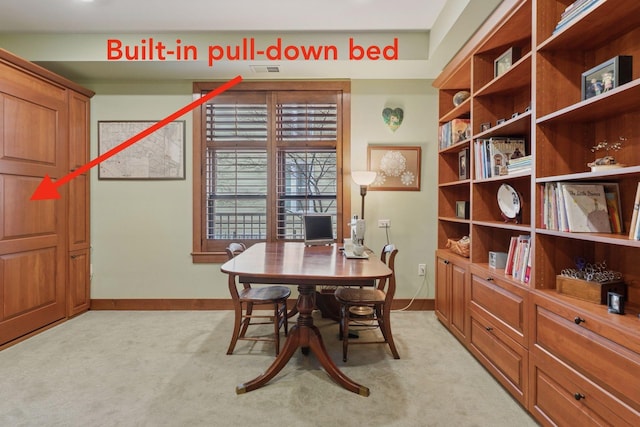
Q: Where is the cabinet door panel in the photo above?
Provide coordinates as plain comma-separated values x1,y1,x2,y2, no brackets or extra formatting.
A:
68,249,90,316
531,348,639,427
535,304,640,412
450,262,467,339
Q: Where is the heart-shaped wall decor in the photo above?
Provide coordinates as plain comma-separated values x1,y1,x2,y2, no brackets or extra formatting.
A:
382,107,403,132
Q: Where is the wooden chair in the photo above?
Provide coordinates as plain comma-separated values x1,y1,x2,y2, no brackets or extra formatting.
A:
225,243,291,356
335,244,400,362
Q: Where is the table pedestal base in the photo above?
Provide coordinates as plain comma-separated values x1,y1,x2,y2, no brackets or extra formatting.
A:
235,284,369,397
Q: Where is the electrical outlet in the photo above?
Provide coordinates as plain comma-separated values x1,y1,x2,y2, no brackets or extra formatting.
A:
378,219,391,228
418,264,426,276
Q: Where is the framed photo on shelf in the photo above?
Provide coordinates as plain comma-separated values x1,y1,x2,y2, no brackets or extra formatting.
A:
581,56,632,100
480,122,491,132
367,145,421,191
494,47,521,78
455,201,469,219
607,292,625,315
458,148,470,180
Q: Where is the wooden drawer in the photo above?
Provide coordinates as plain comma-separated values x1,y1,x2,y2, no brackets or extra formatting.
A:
470,267,528,347
533,295,640,413
531,347,639,426
469,310,528,406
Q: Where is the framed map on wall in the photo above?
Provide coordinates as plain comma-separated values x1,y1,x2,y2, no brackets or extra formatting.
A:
98,120,186,180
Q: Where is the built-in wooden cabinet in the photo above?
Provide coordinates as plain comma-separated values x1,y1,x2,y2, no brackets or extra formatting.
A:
67,91,91,317
469,265,529,407
435,250,469,344
434,0,640,423
0,49,93,347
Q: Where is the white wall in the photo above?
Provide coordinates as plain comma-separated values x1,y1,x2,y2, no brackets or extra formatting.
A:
89,79,438,300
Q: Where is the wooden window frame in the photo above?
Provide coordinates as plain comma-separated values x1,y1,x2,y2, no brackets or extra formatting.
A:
192,80,352,263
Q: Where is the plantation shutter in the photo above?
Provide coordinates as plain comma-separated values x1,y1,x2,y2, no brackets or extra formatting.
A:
205,93,268,240
275,92,338,239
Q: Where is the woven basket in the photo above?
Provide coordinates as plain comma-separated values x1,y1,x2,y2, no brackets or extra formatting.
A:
446,236,470,258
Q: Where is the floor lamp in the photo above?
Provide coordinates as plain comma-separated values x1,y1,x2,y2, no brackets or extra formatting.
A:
351,171,377,219
349,171,378,320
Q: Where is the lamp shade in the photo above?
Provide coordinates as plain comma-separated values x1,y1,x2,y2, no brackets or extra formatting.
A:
351,171,377,186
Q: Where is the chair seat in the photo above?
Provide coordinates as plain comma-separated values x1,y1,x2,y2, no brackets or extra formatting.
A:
240,285,291,302
335,287,385,305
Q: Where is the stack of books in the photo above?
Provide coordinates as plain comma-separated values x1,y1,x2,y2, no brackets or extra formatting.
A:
507,155,532,175
553,0,599,34
505,234,531,284
439,118,470,150
541,181,622,234
474,137,527,179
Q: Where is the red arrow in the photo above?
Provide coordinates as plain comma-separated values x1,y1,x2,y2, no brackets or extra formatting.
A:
31,75,243,200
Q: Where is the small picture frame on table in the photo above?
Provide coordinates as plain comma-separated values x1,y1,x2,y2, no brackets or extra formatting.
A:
455,201,469,219
581,56,632,100
494,47,521,78
607,292,625,315
458,148,470,180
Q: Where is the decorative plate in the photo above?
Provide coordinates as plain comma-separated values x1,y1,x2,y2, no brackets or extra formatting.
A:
497,183,521,219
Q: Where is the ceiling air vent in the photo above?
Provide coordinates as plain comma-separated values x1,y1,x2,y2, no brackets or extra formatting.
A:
250,65,280,73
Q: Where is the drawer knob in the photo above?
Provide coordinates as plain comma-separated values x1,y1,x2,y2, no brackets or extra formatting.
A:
486,277,494,282
485,326,493,332
574,316,585,325
443,260,450,265
574,392,585,401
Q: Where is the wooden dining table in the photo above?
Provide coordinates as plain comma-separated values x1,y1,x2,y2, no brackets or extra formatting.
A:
220,242,392,397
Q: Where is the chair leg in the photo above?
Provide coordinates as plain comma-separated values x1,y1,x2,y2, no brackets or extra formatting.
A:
227,302,244,355
282,300,289,336
239,302,253,339
273,303,280,356
380,306,400,359
342,306,350,362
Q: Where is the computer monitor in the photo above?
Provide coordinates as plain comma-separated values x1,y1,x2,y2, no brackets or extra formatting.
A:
303,215,335,246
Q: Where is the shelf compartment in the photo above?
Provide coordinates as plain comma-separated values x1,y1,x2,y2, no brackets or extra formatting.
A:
536,110,640,178
537,79,640,124
438,220,471,250
535,176,640,235
537,0,640,52
473,111,531,140
473,175,531,224
439,98,471,124
471,223,529,265
473,92,532,136
439,185,470,219
474,53,532,98
438,144,471,184
535,234,640,310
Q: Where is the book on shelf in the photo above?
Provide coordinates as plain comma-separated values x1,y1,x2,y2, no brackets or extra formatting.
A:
553,0,599,34
473,137,526,179
598,182,623,234
507,154,532,174
505,236,518,275
509,235,531,282
439,118,470,150
629,182,640,240
560,182,611,233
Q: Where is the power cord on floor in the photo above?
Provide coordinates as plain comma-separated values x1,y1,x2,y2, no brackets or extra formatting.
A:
393,266,429,312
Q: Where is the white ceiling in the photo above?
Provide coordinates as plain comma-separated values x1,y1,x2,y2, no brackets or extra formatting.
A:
0,0,502,81
0,0,447,33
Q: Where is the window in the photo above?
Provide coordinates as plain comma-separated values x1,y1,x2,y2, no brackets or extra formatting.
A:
192,81,351,262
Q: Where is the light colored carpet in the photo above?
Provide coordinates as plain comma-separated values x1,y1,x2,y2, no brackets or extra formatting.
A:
0,310,537,427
